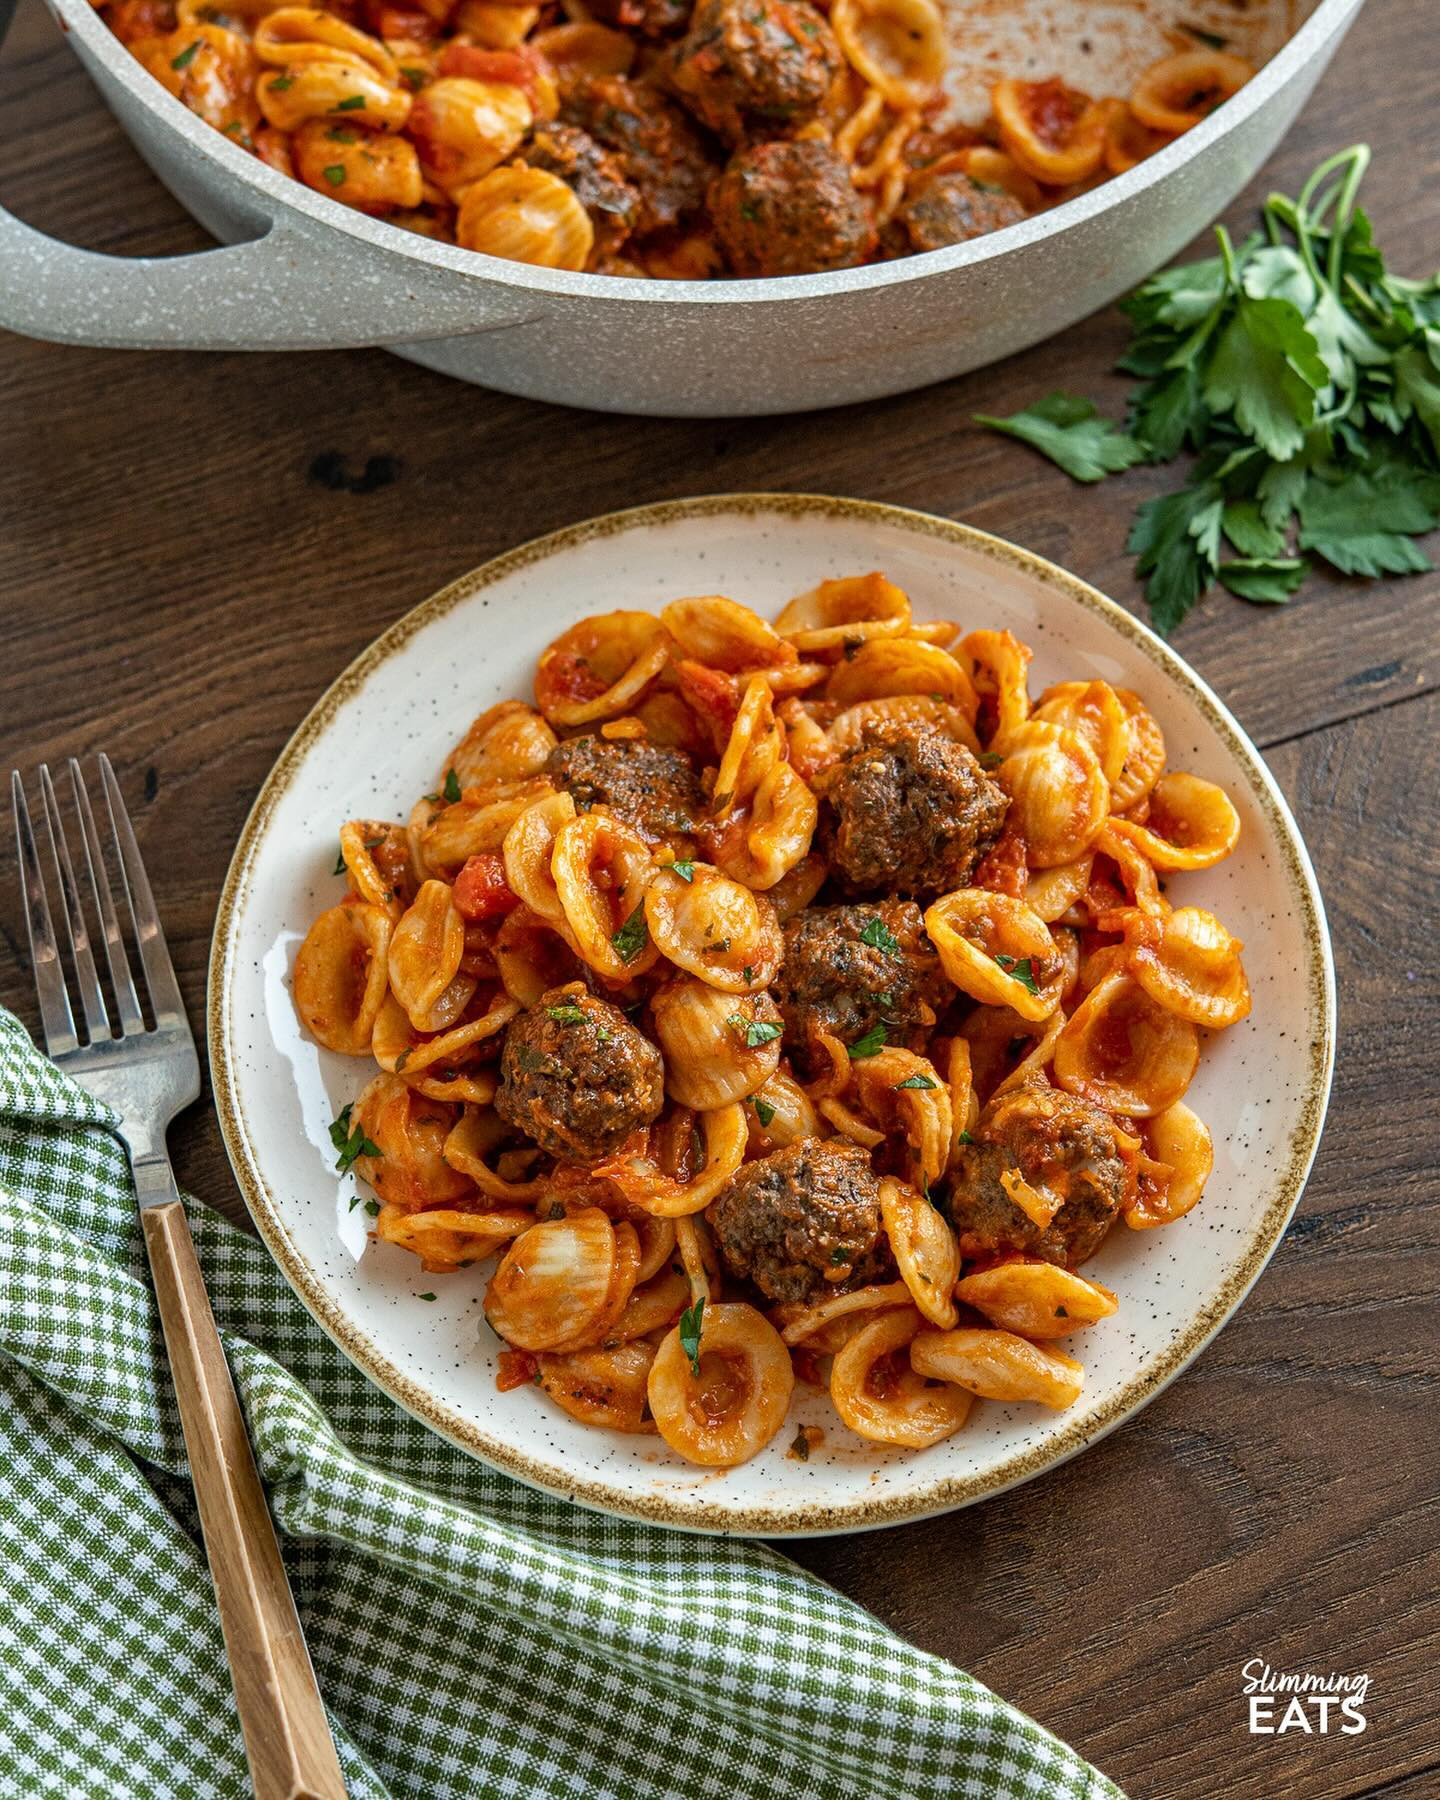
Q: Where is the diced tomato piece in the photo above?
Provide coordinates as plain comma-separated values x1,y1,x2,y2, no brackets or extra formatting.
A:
438,43,541,106
452,853,520,921
674,659,741,750
496,1349,539,1391
972,826,1029,900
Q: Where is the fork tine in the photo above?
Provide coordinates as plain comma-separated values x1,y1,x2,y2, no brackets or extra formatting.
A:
10,769,80,1056
40,764,112,1045
70,759,146,1037
99,754,188,1031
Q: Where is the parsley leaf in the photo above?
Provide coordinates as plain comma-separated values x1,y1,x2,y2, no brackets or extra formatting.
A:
334,93,367,111
728,1014,782,1048
170,39,201,68
363,1198,380,1217
1218,557,1309,603
668,859,696,881
1127,480,1223,635
848,1023,887,1059
546,1002,587,1026
973,392,1145,483
329,1104,381,1175
1203,295,1328,461
417,1292,437,1302
752,1095,776,1128
895,1073,937,1090
858,916,901,956
1222,498,1286,559
611,904,649,964
321,164,347,187
442,768,462,803
333,844,347,877
678,1296,705,1378
790,1428,811,1461
1297,468,1439,575
994,953,1041,996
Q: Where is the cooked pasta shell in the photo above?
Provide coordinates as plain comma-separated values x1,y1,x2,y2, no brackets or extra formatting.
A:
388,879,468,1032
492,905,586,1006
484,1207,617,1351
536,1340,657,1433
535,611,670,727
1025,854,1094,924
960,628,1032,747
923,889,1064,1023
879,1177,960,1329
293,901,392,1053
444,1104,548,1201
661,596,793,672
910,1326,1084,1409
529,20,636,78
996,722,1109,868
375,1203,530,1272
1032,680,1129,785
643,863,782,992
774,573,911,652
831,0,945,110
605,1263,690,1342
1129,906,1251,1029
351,1074,474,1211
991,77,1106,185
1108,689,1167,813
831,1307,972,1447
254,7,397,79
257,57,410,131
711,763,819,892
647,1301,794,1466
775,1280,912,1346
550,811,658,978
1131,49,1253,134
1053,968,1199,1116
409,75,532,197
743,1069,820,1152
1126,1101,1214,1228
954,1261,1118,1338
595,1101,748,1218
502,790,575,921
651,975,783,1110
825,639,977,715
449,701,558,792
1107,772,1240,871
457,166,595,271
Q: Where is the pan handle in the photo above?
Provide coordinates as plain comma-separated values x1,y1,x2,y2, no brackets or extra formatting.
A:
0,0,539,349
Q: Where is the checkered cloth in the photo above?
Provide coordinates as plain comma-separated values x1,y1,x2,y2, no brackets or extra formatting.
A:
0,1008,1120,1800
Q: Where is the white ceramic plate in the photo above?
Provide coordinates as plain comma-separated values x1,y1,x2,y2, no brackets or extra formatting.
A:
209,495,1335,1536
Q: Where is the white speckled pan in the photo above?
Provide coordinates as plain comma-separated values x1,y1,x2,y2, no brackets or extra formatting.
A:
209,495,1335,1535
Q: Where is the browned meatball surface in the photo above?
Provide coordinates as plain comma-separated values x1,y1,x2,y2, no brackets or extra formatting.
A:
949,1082,1134,1267
818,720,1008,895
669,0,842,144
708,1137,889,1303
774,901,949,1068
545,734,706,840
496,983,664,1163
561,76,719,233
896,172,1026,254
710,140,874,277
522,122,641,254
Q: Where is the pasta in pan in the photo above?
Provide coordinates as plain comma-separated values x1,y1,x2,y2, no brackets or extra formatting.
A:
103,0,1254,279
297,571,1250,1467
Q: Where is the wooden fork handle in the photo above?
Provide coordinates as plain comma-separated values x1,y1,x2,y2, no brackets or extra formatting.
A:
142,1200,348,1800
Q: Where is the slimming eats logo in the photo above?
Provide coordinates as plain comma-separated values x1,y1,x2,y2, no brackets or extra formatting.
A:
1242,1660,1370,1735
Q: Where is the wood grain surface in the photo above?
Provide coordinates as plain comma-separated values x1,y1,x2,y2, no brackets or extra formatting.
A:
2,0,1437,1793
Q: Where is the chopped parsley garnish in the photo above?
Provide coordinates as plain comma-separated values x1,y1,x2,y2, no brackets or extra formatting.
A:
710,788,733,812
896,1073,937,1090
994,953,1041,996
1055,1304,1070,1318
790,1428,811,1461
979,750,1005,769
363,1199,381,1217
611,904,649,964
334,94,367,110
848,1023,887,1059
267,73,294,91
417,1292,437,1302
704,938,732,956
329,1104,381,1174
668,859,696,881
728,1014,782,1048
325,126,359,144
442,767,462,803
977,147,1440,632
742,965,755,985
678,1296,705,1378
399,64,427,89
333,844,347,876
957,1130,975,1145
348,1191,363,1211
322,164,347,187
547,1002,587,1026
828,1246,849,1264
752,1095,776,1128
859,916,901,956
170,39,201,69
394,1047,411,1073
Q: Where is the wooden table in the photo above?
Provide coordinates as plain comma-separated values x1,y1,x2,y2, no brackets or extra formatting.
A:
3,1,1436,1793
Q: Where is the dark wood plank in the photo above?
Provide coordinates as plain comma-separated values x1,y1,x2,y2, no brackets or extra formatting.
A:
2,0,1438,1795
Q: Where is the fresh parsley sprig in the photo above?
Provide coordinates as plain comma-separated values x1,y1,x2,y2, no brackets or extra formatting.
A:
977,147,1440,633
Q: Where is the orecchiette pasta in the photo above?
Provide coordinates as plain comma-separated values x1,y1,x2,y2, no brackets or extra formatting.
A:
298,572,1248,1469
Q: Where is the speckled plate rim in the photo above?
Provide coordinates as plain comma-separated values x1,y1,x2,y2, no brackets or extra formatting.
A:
207,493,1336,1537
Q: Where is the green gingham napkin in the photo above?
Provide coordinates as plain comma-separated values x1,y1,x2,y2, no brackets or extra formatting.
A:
0,1007,1120,1800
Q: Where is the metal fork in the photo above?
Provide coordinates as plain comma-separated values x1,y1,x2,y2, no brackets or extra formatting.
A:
11,756,346,1800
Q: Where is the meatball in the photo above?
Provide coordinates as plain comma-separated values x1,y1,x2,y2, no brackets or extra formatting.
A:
895,172,1026,255
710,140,875,278
949,1082,1134,1267
522,122,641,255
545,734,706,840
708,1137,889,1303
818,720,1008,895
495,983,664,1163
774,901,948,1068
669,0,842,145
561,76,719,233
